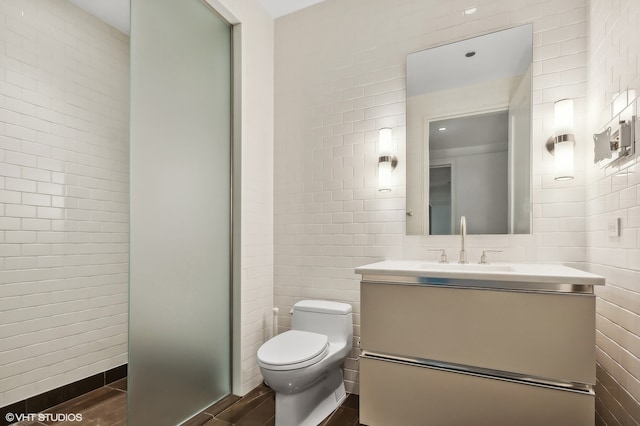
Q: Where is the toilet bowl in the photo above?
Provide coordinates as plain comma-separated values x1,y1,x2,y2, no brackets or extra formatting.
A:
257,300,353,426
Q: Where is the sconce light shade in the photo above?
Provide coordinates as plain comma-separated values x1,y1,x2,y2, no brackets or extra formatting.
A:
378,127,397,192
547,99,575,181
378,127,393,154
378,160,393,192
554,99,574,135
554,138,575,181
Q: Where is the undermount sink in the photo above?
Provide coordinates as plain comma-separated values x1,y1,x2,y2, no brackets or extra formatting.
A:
420,263,513,272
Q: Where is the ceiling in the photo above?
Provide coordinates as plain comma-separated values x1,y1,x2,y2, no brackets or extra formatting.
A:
67,0,325,35
68,0,130,35
257,0,326,18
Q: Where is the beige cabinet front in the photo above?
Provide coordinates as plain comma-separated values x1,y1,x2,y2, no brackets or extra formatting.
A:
360,357,594,426
361,282,595,385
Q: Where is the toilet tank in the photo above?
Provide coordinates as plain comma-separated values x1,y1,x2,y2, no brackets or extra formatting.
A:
292,300,353,344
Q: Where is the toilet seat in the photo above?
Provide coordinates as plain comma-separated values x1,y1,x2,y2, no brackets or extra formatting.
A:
258,330,329,371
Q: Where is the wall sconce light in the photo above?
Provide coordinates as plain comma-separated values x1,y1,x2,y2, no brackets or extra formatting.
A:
546,99,575,181
378,127,398,192
594,89,637,167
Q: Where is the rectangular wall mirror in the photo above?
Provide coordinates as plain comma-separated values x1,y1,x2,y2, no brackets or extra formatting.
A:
406,24,533,235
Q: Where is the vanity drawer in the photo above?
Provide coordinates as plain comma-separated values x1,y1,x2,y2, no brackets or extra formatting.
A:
359,356,594,426
360,282,595,384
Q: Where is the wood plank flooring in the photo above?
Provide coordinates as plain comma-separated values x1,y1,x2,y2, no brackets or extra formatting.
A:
12,379,127,426
10,380,360,426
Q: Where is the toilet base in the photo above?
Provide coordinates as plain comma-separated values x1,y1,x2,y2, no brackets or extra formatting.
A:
274,368,346,426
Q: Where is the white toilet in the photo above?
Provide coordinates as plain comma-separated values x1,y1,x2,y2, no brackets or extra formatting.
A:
257,300,353,426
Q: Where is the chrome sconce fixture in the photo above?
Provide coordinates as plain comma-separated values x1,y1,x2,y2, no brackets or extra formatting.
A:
546,99,575,181
593,90,638,168
378,127,398,192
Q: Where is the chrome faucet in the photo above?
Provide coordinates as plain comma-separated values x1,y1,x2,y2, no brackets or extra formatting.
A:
459,216,468,264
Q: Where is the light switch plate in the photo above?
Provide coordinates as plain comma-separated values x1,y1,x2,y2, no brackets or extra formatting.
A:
608,217,620,237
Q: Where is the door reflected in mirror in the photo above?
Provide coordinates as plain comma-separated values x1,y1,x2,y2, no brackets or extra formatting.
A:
429,164,452,235
429,110,509,235
406,24,533,235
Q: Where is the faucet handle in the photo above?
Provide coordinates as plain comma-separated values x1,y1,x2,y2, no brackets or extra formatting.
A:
428,249,449,264
479,249,502,264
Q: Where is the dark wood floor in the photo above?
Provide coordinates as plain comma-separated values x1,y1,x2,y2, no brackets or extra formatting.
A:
13,378,127,426
181,384,360,426
12,380,360,426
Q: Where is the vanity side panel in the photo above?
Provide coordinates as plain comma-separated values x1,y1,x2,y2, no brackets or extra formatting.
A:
359,357,594,426
360,282,595,384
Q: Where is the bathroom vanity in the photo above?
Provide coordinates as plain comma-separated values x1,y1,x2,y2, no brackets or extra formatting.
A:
355,260,605,426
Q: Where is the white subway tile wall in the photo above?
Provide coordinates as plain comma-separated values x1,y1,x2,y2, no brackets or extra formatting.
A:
274,0,589,395
0,0,129,406
587,0,640,425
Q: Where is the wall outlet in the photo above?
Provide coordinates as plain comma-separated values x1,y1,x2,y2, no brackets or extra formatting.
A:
608,217,621,237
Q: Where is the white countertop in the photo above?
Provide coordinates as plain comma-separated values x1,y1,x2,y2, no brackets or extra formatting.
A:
355,260,605,286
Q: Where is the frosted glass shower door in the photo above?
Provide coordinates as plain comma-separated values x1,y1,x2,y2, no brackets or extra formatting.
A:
128,0,232,425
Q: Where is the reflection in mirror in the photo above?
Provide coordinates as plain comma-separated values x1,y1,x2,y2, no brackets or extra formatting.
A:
429,164,452,234
406,24,533,235
429,111,509,235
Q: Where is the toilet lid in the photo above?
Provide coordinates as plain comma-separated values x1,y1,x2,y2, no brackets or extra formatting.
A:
257,330,329,370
